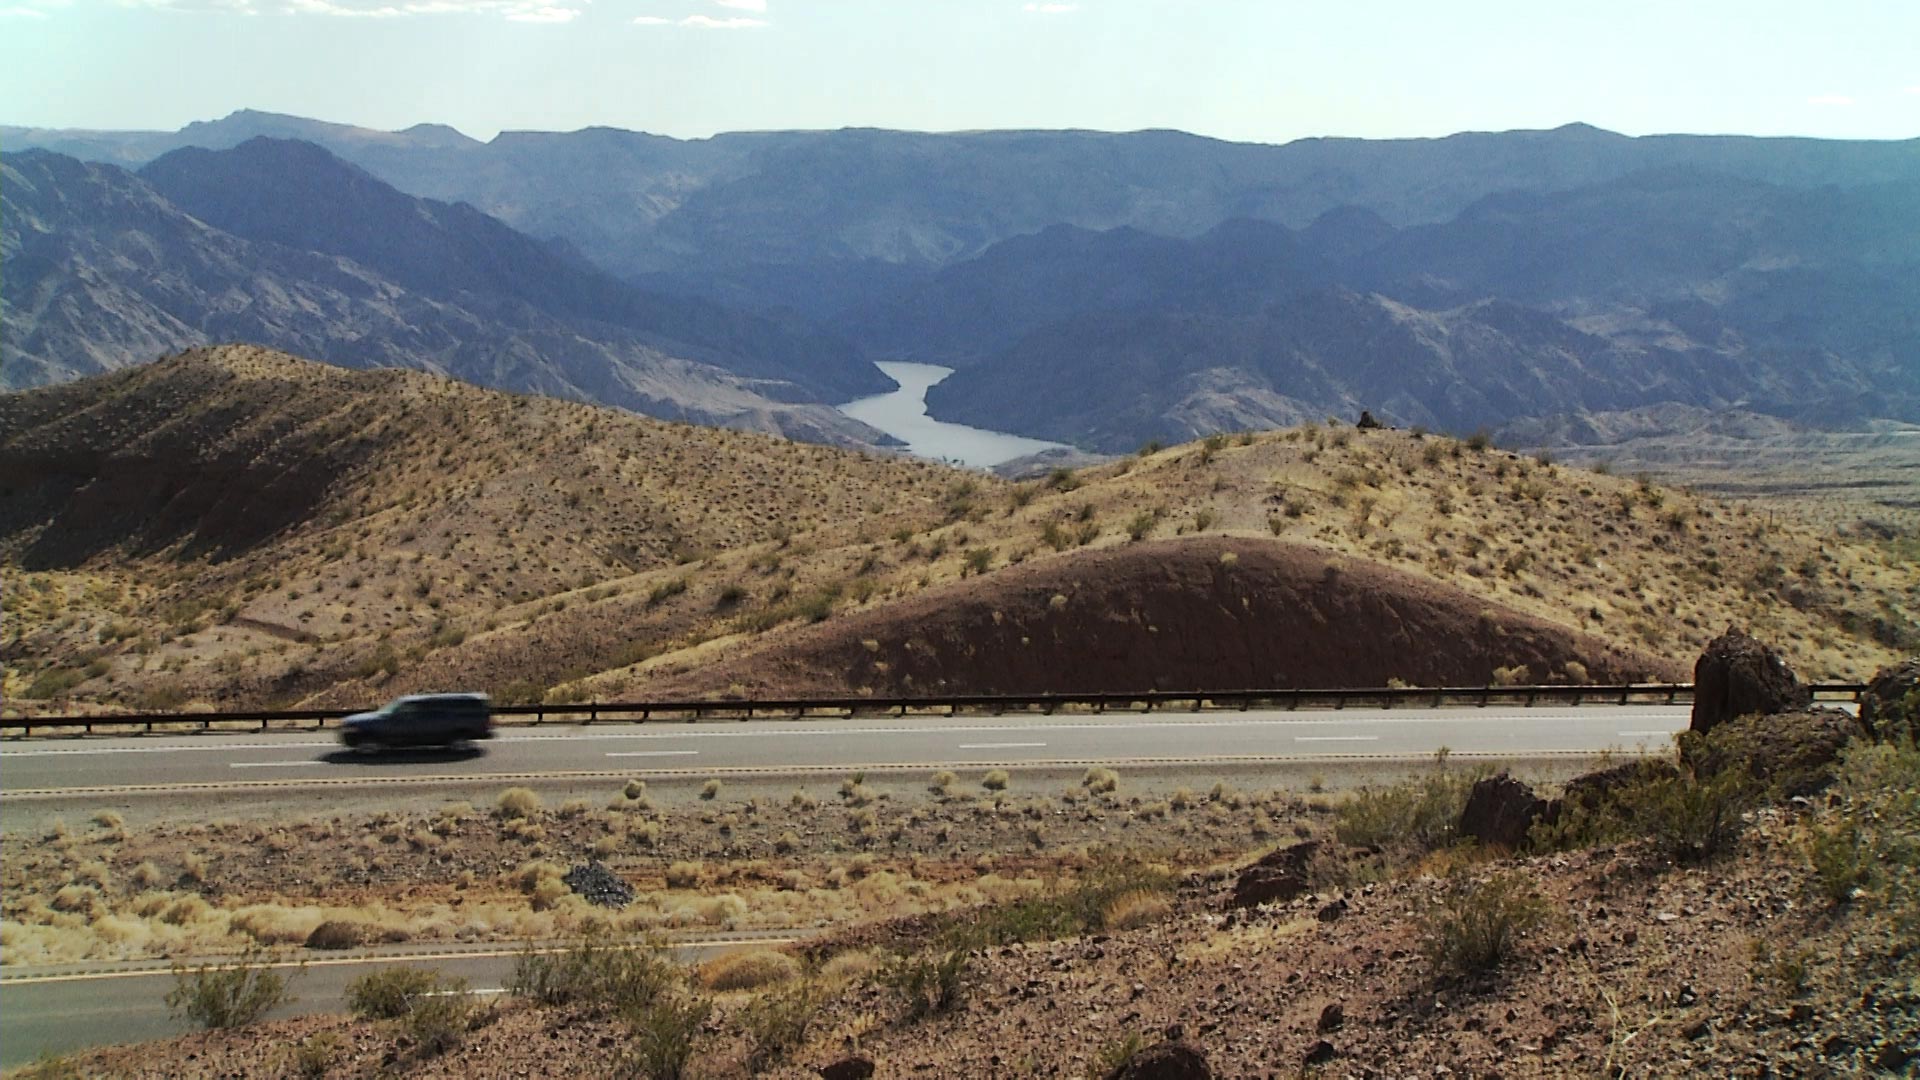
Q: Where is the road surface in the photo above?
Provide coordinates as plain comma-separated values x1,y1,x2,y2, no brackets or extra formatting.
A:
0,936,793,1070
0,704,1691,795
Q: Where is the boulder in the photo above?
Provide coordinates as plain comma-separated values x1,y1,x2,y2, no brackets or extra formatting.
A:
1690,628,1811,734
1356,410,1383,430
1105,1041,1213,1080
1682,709,1867,796
819,1056,875,1080
1229,841,1318,910
1458,773,1549,851
1859,658,1920,743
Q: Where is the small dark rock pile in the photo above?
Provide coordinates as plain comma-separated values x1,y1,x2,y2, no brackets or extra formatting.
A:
1229,840,1318,909
563,862,636,908
1860,657,1920,743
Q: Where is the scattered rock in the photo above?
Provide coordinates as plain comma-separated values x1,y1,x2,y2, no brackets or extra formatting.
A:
1303,1039,1337,1066
1859,657,1920,743
562,862,635,908
1104,1040,1213,1080
1458,773,1548,851
1317,1003,1345,1033
1229,841,1318,909
1316,898,1348,923
819,1055,876,1080
1690,628,1812,734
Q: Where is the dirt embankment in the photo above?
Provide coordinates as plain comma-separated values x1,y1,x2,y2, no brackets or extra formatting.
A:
655,537,1682,698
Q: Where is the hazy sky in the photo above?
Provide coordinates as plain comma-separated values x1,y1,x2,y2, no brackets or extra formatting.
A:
3,0,1915,143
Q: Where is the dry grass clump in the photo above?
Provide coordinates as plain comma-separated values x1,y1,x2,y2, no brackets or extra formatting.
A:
982,769,1010,792
1082,767,1120,795
1100,889,1173,931
495,788,542,819
695,949,800,992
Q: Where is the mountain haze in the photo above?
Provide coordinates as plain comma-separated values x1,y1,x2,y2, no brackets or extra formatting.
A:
1,144,888,443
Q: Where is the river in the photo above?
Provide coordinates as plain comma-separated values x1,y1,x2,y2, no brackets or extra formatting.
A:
838,360,1067,469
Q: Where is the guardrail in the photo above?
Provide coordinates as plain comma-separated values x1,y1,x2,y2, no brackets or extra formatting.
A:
0,682,1868,737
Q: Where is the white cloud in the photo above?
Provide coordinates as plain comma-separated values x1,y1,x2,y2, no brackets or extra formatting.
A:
630,12,667,22
1807,93,1855,106
711,0,763,10
112,0,586,17
1023,2,1078,12
679,12,763,27
1906,85,1920,95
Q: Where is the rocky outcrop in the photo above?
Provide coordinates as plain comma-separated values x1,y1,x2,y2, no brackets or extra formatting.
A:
1104,1041,1213,1080
1230,841,1319,910
1458,774,1550,851
1683,709,1867,796
1859,658,1920,743
1690,628,1812,734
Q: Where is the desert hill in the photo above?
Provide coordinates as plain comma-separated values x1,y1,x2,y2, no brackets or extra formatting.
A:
0,347,953,707
641,536,1679,699
3,349,1912,712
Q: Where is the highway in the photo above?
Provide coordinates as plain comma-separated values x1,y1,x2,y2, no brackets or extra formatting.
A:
0,704,1692,794
0,704,1690,1065
0,936,793,1070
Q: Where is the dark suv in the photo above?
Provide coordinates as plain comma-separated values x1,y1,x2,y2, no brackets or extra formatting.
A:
339,693,493,749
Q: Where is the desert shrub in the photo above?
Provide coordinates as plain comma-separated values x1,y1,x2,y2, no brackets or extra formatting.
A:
287,1033,342,1079
819,949,884,985
165,950,297,1029
400,979,472,1057
1334,767,1482,852
347,965,446,1019
305,920,364,951
1420,872,1548,977
883,950,969,1019
943,858,1173,948
1621,768,1757,864
1100,889,1172,931
929,770,956,795
510,937,676,1016
1807,739,1920,939
981,769,1010,791
496,787,542,819
1805,818,1874,904
700,779,723,800
696,949,799,992
1081,767,1119,795
738,981,820,1071
620,992,711,1080
1091,1032,1151,1077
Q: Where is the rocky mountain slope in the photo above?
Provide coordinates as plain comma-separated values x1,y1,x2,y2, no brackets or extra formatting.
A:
0,145,886,442
3,349,1911,713
896,168,1920,450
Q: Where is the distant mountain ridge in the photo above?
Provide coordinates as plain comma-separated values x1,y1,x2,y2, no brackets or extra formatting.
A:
2,142,889,443
5,112,1918,451
8,112,1915,302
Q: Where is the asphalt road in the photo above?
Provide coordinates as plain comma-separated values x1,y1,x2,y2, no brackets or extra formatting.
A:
0,936,794,1070
0,705,1692,794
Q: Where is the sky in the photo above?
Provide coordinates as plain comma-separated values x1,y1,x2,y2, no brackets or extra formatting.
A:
2,0,1915,144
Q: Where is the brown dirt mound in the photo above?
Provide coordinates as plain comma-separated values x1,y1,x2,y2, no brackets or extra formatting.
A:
655,537,1681,697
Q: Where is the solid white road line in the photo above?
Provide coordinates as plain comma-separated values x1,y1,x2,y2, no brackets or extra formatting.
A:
228,761,325,769
604,750,700,758
1293,736,1381,743
1618,730,1676,738
957,742,1047,750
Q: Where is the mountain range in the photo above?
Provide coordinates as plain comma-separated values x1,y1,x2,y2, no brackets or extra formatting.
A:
2,139,888,444
5,112,1917,452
